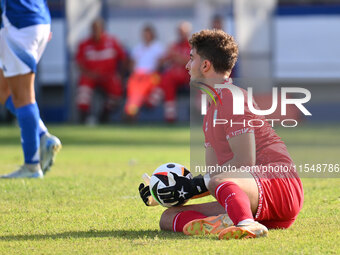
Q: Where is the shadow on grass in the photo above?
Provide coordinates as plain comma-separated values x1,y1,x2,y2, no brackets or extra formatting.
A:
0,229,190,241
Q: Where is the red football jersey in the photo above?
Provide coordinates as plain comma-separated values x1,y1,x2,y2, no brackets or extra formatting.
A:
203,79,293,167
76,33,126,77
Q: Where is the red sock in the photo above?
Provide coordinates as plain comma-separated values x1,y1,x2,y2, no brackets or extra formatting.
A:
215,182,254,225
172,210,206,232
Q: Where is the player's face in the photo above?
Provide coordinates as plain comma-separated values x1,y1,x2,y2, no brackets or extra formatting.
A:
186,48,204,85
143,29,154,44
177,22,190,41
92,20,104,41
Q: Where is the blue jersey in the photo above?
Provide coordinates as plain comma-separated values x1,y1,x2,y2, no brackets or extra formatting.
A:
1,0,51,29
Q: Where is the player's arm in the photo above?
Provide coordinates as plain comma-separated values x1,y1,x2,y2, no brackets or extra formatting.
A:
188,146,218,199
151,134,256,206
148,146,220,205
195,134,255,196
210,132,256,177
205,146,218,167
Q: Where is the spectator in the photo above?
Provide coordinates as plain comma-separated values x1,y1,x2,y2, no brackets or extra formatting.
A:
76,18,126,123
124,24,165,120
148,21,191,122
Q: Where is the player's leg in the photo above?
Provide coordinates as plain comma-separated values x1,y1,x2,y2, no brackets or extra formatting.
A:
1,23,61,178
124,73,157,119
124,73,142,119
1,73,43,178
164,68,190,122
146,85,163,108
255,172,304,229
160,69,179,122
0,69,61,174
76,76,95,123
159,201,228,232
1,69,48,135
0,70,11,104
208,171,268,239
183,171,267,239
99,75,123,123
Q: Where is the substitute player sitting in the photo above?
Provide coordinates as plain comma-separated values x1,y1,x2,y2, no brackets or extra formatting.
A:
76,18,126,123
124,25,165,120
148,22,191,122
139,29,304,240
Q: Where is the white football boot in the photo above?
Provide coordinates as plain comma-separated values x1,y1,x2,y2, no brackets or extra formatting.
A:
40,133,62,174
1,165,43,179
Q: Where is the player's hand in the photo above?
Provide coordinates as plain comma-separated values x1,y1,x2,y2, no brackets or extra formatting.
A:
138,183,159,206
138,183,151,206
157,173,197,205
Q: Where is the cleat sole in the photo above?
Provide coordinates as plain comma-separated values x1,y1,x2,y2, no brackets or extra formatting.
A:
219,227,256,240
183,215,231,236
218,226,268,240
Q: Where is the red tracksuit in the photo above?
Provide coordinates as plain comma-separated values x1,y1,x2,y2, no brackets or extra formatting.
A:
159,40,191,121
76,33,126,112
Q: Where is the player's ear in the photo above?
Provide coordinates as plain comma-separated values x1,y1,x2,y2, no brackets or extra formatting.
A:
201,60,211,73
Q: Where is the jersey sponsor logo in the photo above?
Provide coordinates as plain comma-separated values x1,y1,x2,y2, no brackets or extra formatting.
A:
85,48,116,61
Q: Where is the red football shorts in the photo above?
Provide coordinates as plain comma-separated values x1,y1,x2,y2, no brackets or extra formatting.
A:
250,163,304,229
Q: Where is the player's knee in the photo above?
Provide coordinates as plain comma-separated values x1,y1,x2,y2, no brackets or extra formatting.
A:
77,86,93,107
208,175,233,196
208,176,220,195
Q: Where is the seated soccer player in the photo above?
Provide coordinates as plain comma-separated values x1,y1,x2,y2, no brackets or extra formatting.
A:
147,22,191,122
139,29,304,240
124,25,165,120
76,18,126,123
0,0,61,178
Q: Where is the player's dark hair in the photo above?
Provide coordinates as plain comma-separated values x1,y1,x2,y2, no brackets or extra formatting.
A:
143,24,156,40
189,29,238,74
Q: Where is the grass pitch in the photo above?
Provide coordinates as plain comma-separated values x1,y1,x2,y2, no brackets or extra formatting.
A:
0,124,339,254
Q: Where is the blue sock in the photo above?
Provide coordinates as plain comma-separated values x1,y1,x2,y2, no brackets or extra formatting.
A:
5,96,48,137
16,103,41,164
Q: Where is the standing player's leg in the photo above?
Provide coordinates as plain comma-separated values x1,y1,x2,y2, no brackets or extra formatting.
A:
1,73,43,178
0,70,61,174
0,69,11,105
0,23,61,178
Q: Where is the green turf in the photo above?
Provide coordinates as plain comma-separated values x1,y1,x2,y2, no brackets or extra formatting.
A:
0,124,339,254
